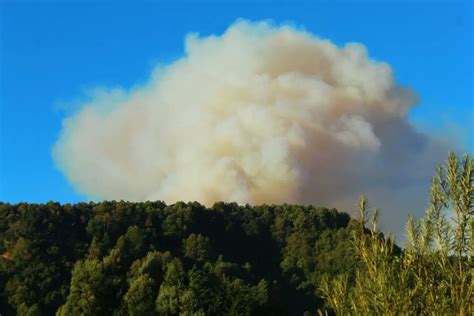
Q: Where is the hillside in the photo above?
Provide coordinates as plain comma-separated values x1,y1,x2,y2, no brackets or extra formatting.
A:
0,201,357,315
1,153,472,315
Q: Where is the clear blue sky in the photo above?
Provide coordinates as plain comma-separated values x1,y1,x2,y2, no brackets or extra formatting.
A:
1,0,472,203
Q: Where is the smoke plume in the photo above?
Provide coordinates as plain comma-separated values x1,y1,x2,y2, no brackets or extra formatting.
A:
53,20,449,233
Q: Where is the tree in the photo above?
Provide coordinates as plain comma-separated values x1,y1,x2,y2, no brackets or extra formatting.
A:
57,259,107,315
123,274,156,316
183,233,212,261
155,259,186,314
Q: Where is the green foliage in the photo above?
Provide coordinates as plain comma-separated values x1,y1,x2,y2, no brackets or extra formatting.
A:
0,199,355,315
183,233,212,261
320,152,474,315
123,274,156,316
57,259,107,315
5,153,467,314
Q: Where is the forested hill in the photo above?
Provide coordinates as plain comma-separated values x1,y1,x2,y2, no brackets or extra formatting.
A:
0,201,358,315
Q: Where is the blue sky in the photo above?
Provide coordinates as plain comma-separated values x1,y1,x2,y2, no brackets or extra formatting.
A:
1,0,472,203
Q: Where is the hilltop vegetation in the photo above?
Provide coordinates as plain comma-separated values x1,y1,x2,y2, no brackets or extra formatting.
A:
0,152,471,315
0,200,357,315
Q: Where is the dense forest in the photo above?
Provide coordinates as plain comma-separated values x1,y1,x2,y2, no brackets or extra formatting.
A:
0,199,357,315
0,152,472,315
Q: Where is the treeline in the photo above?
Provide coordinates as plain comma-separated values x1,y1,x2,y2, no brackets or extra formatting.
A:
0,200,357,315
0,152,471,315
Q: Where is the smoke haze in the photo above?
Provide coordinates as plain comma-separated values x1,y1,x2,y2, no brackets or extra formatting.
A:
53,20,450,234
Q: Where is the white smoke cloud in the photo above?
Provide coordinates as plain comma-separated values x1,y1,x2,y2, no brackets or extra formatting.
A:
53,20,450,234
